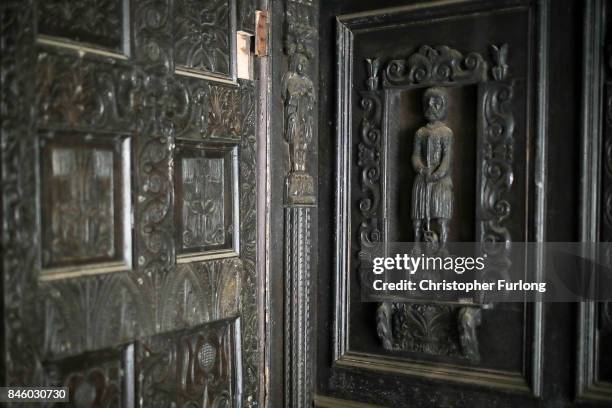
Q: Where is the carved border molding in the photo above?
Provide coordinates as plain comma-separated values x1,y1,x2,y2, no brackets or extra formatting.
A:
577,0,612,401
334,0,547,396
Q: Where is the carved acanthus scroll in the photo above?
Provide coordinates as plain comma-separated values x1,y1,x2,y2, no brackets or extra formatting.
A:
382,45,487,89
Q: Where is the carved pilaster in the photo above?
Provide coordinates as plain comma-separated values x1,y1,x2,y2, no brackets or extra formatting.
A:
282,1,318,407
283,0,317,205
284,207,313,408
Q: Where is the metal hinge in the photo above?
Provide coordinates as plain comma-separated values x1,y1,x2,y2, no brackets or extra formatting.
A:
255,10,269,57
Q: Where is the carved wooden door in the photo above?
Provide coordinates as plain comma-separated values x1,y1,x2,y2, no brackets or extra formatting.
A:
1,0,262,406
316,0,612,407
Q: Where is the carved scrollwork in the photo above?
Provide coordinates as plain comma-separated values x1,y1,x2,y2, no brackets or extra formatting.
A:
4,1,260,404
382,45,487,89
357,91,383,262
133,0,173,73
480,81,515,244
238,81,259,407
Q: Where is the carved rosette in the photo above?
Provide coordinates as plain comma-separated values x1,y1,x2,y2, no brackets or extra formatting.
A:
365,44,514,362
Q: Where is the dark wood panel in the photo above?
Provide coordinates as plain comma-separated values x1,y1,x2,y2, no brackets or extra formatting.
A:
1,0,261,406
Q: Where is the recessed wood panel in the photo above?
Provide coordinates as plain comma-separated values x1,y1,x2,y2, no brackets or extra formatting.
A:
37,0,128,55
40,132,131,276
175,142,238,261
174,0,236,81
44,344,134,407
137,318,241,407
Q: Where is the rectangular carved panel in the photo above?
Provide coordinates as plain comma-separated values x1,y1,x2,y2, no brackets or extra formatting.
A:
137,319,241,407
37,0,128,54
175,142,238,260
40,132,131,275
174,0,235,80
44,344,134,407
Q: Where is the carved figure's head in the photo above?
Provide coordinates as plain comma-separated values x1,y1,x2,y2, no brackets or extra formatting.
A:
423,87,448,122
291,53,308,75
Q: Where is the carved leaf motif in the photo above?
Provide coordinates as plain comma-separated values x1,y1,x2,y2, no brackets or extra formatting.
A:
382,45,487,89
174,0,231,77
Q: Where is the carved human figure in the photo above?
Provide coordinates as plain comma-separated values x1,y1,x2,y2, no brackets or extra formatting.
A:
411,87,453,248
282,52,314,173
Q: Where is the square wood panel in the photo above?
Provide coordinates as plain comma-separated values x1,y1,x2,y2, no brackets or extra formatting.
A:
39,132,131,278
175,142,239,262
36,0,130,56
173,0,236,82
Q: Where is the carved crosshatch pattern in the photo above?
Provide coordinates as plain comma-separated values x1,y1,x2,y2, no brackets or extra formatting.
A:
2,0,260,406
174,0,235,80
37,0,128,55
334,0,545,398
175,142,238,259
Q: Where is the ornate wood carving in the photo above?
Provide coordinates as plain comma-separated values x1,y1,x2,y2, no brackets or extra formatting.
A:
362,45,514,362
174,0,234,79
283,1,318,407
382,45,487,89
283,0,316,205
3,2,261,406
237,0,256,34
37,0,126,53
478,80,515,244
356,90,383,272
175,143,237,256
137,319,239,407
39,132,132,276
285,207,313,408
44,345,133,407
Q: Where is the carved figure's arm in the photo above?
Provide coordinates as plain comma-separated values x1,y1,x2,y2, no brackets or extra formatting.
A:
431,130,453,181
412,131,425,173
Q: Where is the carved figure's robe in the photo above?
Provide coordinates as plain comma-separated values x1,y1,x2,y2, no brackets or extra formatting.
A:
411,122,453,220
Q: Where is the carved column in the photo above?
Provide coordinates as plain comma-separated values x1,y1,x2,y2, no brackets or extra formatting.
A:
282,0,317,407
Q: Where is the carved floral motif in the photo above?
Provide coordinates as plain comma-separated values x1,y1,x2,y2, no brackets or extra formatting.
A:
3,2,260,404
174,0,231,77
